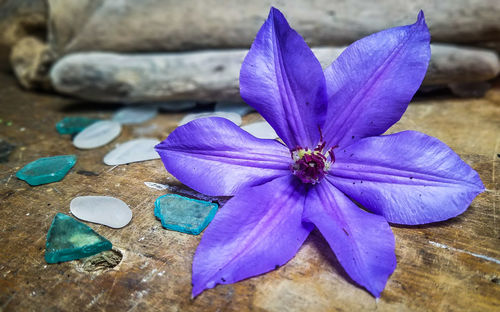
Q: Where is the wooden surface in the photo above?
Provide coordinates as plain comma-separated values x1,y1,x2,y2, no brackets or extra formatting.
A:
0,53,499,311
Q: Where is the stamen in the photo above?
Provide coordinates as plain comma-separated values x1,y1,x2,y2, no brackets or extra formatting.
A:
290,141,335,184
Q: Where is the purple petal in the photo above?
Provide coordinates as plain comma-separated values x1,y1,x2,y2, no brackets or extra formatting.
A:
303,181,396,297
155,117,291,196
240,7,328,149
192,175,312,297
329,131,485,225
323,11,431,148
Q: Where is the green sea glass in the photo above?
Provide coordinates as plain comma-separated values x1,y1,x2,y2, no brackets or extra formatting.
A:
45,213,112,263
56,117,100,135
154,194,218,235
16,155,76,186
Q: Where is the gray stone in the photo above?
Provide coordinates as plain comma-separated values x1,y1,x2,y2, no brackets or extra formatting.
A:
241,121,278,140
179,112,242,126
47,0,500,55
424,44,500,85
70,196,132,229
112,106,158,124
0,0,46,49
50,44,500,103
73,120,121,149
103,138,160,165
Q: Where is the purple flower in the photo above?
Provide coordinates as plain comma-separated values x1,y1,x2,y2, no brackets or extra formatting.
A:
155,8,484,298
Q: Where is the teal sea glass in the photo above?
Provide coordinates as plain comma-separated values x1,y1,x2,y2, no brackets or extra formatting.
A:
45,213,112,263
56,117,100,135
16,155,76,186
154,194,218,235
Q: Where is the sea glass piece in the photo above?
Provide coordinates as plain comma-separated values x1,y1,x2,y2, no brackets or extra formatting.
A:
45,213,112,263
73,120,121,149
112,106,158,124
70,196,132,228
56,116,100,135
215,101,255,116
154,194,218,235
16,155,76,186
103,138,160,165
179,112,242,126
241,121,278,139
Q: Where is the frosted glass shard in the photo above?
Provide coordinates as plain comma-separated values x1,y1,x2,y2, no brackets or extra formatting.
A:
154,194,218,235
179,112,242,126
45,213,112,263
241,121,278,139
16,155,76,186
112,106,158,124
73,120,122,149
103,138,160,165
70,196,132,229
56,117,100,135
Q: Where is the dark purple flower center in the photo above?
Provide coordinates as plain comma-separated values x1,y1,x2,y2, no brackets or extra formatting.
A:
291,142,335,184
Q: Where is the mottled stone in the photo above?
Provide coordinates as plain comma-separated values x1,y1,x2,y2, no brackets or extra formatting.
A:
112,106,158,124
241,121,278,139
179,112,242,126
154,194,218,235
0,0,46,48
73,120,121,149
45,213,112,263
9,36,54,90
70,196,132,229
103,138,160,165
16,155,76,186
50,44,499,103
55,116,100,135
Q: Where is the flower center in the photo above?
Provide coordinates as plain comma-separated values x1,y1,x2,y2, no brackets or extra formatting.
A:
291,142,335,184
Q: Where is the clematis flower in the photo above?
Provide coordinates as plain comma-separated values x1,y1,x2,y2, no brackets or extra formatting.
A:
155,7,484,297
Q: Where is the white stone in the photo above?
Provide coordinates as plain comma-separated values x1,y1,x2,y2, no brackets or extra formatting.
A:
70,196,132,228
179,112,242,126
73,120,121,149
103,138,160,165
112,106,158,124
215,101,255,116
241,121,278,140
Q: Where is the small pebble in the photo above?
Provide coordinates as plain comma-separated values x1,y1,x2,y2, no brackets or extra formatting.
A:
103,138,160,165
112,106,158,124
70,196,132,229
73,120,121,149
241,121,278,139
179,112,242,126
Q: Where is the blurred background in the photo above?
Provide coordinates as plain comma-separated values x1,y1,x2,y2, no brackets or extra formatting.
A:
1,0,499,101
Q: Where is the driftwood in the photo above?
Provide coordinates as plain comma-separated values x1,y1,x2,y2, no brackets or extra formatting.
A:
50,45,500,103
